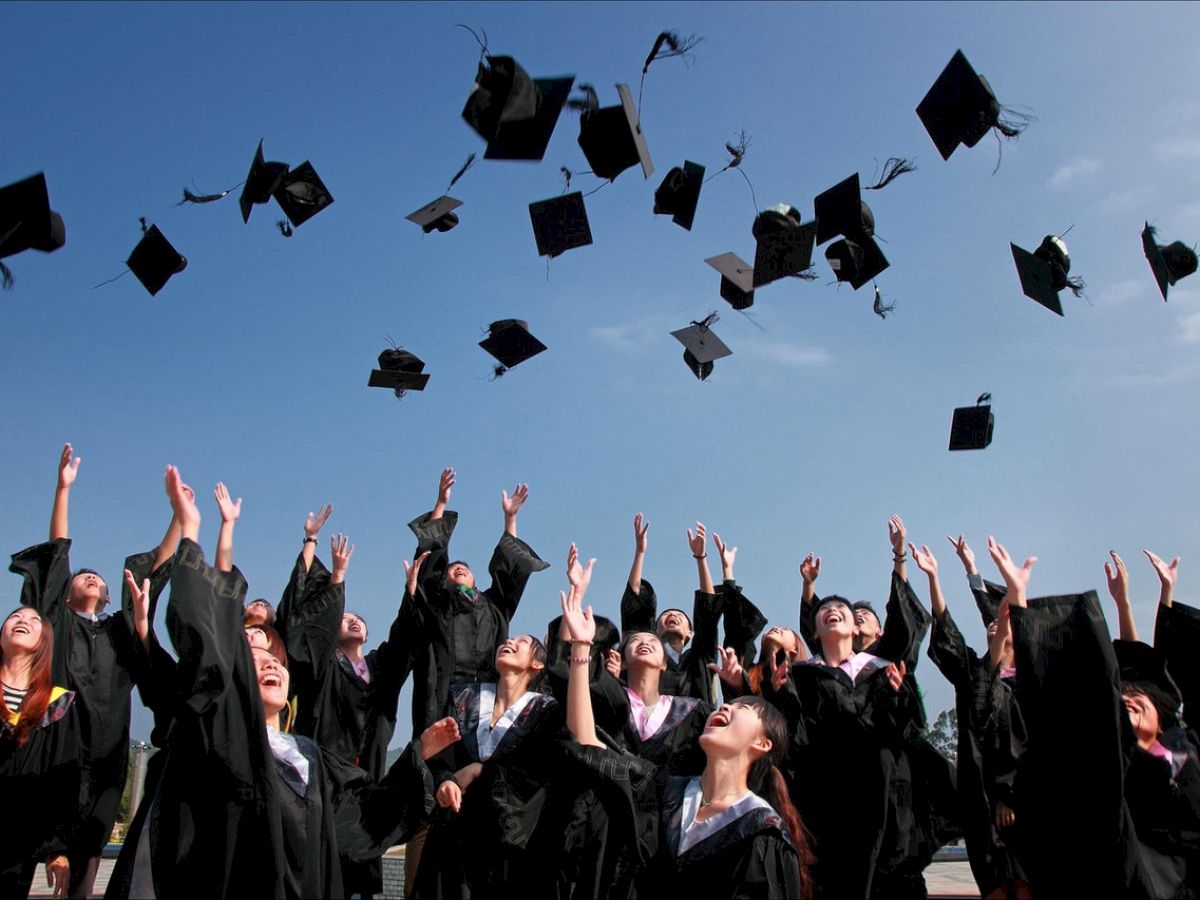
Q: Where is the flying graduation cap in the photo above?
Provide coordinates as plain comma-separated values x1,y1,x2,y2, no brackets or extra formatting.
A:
0,172,66,289
751,204,817,287
706,253,755,310
654,161,705,231
406,154,479,235
949,393,994,451
916,50,1029,161
574,83,654,181
479,319,547,377
813,174,890,289
1011,233,1085,316
671,313,732,381
273,162,334,229
239,140,290,223
369,344,430,399
1142,223,1197,302
127,223,187,297
529,191,593,258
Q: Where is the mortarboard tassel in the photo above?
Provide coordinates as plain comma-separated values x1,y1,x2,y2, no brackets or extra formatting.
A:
567,84,600,114
490,363,508,381
0,261,13,290
276,220,293,238
455,23,489,62
1064,275,1086,297
176,183,241,206
638,31,702,114
704,132,759,214
865,158,917,191
873,285,897,319
693,311,720,332
446,153,477,191
790,268,819,282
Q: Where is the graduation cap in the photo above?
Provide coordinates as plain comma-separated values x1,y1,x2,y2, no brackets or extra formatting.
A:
813,174,875,246
671,314,732,381
369,345,430,398
1011,234,1084,316
529,191,593,258
706,253,755,310
752,205,817,287
462,55,541,142
576,84,654,181
479,319,547,375
1142,223,1197,302
273,162,334,228
825,235,889,290
406,196,462,234
916,49,1027,161
239,140,290,224
653,161,704,231
127,224,187,297
948,393,993,451
0,172,66,288
483,75,575,161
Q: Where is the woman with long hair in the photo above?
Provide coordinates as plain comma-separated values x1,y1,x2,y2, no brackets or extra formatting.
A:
560,548,811,899
0,606,80,899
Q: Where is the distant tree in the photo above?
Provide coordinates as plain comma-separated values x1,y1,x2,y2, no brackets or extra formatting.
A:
927,707,957,763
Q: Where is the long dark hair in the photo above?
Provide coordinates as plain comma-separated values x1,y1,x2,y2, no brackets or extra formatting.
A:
0,610,57,748
735,695,815,897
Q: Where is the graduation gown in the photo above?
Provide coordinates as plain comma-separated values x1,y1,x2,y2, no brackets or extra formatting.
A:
414,683,563,898
720,579,768,668
9,539,153,873
562,742,804,899
107,539,433,900
407,510,549,733
620,579,722,703
765,651,920,899
927,606,1027,896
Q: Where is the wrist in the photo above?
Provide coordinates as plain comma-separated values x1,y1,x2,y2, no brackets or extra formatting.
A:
693,553,707,560
303,535,318,544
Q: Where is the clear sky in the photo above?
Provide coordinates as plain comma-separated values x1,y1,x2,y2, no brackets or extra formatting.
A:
3,1,1200,743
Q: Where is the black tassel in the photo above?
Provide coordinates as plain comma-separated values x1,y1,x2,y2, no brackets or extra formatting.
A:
91,269,130,290
638,31,702,114
139,217,150,235
447,153,477,191
455,23,489,59
0,261,13,290
873,285,897,319
176,185,236,206
276,220,293,238
560,166,574,194
789,268,820,282
976,392,992,405
995,106,1033,140
865,157,917,191
490,363,508,381
567,84,600,114
693,311,719,331
1065,276,1086,297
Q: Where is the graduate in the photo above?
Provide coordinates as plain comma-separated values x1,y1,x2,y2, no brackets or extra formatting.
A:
560,548,811,899
110,465,455,899
0,606,80,900
917,539,1029,900
8,445,160,898
620,516,723,702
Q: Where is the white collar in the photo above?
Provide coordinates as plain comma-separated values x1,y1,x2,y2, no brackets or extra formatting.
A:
476,685,539,761
678,776,772,855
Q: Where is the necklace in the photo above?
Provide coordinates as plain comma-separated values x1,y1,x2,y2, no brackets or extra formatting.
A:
700,788,747,808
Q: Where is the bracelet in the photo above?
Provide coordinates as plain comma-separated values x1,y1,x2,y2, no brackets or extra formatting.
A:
569,655,592,664
694,554,707,559
571,639,593,645
303,536,318,545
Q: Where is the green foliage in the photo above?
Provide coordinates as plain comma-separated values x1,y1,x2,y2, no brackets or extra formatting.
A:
926,707,958,763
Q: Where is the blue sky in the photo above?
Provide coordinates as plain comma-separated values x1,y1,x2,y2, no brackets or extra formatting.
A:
3,1,1200,742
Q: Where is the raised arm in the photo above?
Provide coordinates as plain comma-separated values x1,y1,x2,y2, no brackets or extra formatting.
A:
1103,550,1138,642
329,533,353,586
918,544,973,687
561,546,603,748
797,552,821,655
431,467,454,521
213,482,242,573
628,513,649,594
49,443,80,541
888,514,908,582
688,522,714,595
911,544,946,619
302,503,333,573
987,537,1034,610
502,482,528,538
1144,549,1179,609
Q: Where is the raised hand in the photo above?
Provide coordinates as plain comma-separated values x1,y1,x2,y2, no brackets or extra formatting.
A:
885,660,907,693
633,513,650,554
1103,551,1129,605
502,483,529,517
419,716,462,760
800,553,821,585
305,504,333,538
125,569,151,645
214,482,242,523
713,532,737,578
1144,550,1180,590
566,543,596,593
436,780,463,814
330,534,354,583
888,515,907,554
947,534,977,575
560,583,596,645
987,537,1035,604
57,443,81,489
165,466,200,539
707,646,745,690
604,648,622,679
910,543,938,578
687,522,708,558
438,467,455,507
403,550,432,597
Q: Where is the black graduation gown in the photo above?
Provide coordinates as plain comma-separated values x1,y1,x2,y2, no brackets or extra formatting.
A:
620,579,722,703
1008,592,1154,898
107,539,433,900
9,539,152,872
414,683,563,898
927,606,1028,896
562,741,804,899
407,510,550,733
720,579,768,667
765,652,919,899
1155,600,1200,725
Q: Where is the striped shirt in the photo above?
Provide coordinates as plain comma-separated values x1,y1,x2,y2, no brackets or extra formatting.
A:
2,682,27,712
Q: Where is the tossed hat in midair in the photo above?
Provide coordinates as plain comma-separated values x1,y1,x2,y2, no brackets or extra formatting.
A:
369,344,430,398
529,191,593,259
273,162,334,229
825,236,889,290
127,222,187,297
407,155,477,235
671,313,731,381
917,50,1030,161
573,83,654,181
0,172,66,289
706,253,755,311
752,204,817,287
1142,223,1197,302
1011,233,1084,316
654,161,705,231
239,140,290,223
949,393,994,451
479,319,547,378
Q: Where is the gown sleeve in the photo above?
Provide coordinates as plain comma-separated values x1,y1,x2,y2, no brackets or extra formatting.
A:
720,580,767,665
366,598,414,719
483,532,550,622
685,589,723,703
1154,599,1200,718
927,606,973,688
621,578,658,635
9,539,73,682
874,573,932,669
408,510,458,597
799,596,820,658
277,554,344,700
560,740,662,870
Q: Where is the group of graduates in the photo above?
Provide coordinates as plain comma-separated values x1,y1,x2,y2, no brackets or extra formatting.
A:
3,445,1200,900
